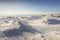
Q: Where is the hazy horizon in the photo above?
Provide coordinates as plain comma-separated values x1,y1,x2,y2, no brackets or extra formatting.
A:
0,0,60,16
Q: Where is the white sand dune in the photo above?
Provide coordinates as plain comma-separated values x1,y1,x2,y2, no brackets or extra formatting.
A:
0,14,60,40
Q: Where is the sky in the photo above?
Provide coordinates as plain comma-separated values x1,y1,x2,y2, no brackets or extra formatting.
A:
0,0,60,16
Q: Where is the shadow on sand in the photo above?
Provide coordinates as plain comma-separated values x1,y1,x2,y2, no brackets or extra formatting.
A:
2,21,43,37
48,19,60,25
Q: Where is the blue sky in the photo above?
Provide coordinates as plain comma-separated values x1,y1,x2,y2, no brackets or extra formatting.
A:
0,0,60,16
